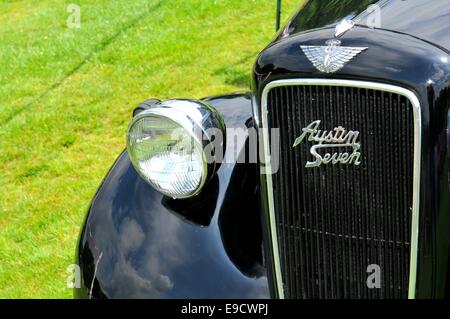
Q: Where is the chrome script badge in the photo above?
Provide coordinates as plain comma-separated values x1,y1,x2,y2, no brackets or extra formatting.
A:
301,39,368,73
293,120,361,168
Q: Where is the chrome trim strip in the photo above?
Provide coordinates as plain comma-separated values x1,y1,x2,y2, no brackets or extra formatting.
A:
260,79,421,299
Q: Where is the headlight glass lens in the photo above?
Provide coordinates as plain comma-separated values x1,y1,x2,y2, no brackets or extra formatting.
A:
127,115,205,198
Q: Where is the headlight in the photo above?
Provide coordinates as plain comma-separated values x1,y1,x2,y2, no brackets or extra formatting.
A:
126,99,225,199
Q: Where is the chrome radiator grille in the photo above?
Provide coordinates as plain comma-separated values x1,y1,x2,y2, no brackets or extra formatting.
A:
262,80,420,299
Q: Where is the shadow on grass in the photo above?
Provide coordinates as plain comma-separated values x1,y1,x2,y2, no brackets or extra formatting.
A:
1,1,163,127
213,52,258,88
18,164,50,180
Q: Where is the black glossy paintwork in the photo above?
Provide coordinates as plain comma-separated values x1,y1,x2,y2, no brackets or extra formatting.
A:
74,93,270,298
76,0,450,299
280,0,450,52
255,9,450,298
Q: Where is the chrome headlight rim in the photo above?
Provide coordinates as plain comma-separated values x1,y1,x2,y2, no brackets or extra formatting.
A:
126,99,225,199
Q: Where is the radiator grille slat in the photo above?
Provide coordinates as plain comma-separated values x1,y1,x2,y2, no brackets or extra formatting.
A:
267,85,414,299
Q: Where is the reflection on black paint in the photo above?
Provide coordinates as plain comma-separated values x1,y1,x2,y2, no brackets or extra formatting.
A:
281,0,450,51
218,158,265,278
162,177,219,227
287,0,377,34
75,94,270,299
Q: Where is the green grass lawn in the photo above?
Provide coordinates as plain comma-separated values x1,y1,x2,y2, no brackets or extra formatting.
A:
0,0,299,298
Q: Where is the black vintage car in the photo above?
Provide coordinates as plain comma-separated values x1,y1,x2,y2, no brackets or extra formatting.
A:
74,0,450,299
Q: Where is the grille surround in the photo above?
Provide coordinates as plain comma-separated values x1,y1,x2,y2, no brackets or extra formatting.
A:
259,79,421,299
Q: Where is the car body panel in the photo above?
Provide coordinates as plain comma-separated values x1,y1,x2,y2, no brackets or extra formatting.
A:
255,20,450,299
75,0,450,299
74,93,269,298
280,0,450,51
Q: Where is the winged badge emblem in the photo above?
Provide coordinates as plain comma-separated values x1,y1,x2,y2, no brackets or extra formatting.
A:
301,39,368,73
